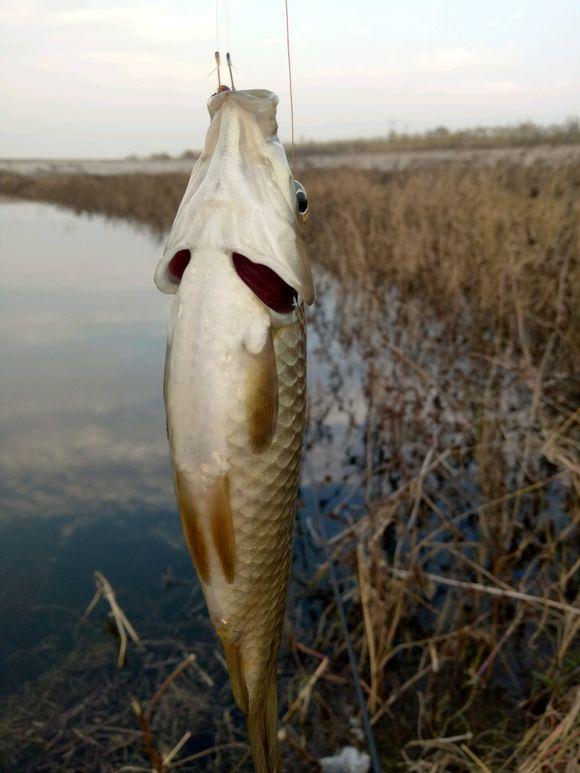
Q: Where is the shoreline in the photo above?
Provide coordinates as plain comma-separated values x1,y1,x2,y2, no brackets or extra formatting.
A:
1,142,579,177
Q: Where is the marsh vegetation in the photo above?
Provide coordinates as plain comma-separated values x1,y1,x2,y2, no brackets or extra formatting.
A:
0,154,578,770
293,118,580,156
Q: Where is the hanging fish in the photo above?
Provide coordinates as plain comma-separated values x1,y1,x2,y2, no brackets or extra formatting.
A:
155,87,314,772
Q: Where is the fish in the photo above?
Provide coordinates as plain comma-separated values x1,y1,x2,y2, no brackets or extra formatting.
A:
154,87,314,772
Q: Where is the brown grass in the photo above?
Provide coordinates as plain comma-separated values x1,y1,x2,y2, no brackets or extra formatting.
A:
293,119,580,155
299,162,579,770
0,171,185,233
0,160,578,770
305,163,579,369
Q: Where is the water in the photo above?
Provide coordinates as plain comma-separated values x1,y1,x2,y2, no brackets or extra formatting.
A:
0,202,189,697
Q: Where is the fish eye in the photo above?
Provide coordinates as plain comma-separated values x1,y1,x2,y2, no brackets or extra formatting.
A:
294,180,309,215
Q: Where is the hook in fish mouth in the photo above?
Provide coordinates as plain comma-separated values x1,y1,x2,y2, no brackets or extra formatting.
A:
232,252,298,314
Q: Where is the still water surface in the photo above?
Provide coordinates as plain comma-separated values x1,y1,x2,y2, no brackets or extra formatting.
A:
0,202,186,697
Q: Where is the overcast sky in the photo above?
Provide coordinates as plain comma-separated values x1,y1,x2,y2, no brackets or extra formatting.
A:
1,0,579,158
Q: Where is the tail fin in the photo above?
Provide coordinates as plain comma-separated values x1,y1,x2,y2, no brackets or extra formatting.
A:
247,675,280,773
218,631,280,772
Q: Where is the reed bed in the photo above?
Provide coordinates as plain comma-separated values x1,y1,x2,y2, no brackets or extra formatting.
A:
301,162,579,770
148,119,580,158
293,119,580,156
0,159,578,770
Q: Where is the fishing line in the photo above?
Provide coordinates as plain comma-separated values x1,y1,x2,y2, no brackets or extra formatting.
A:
305,460,382,773
226,52,236,90
214,51,222,91
284,0,296,175
215,0,221,52
225,0,231,55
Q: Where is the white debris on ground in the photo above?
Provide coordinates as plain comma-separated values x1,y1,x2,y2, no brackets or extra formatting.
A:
318,746,371,773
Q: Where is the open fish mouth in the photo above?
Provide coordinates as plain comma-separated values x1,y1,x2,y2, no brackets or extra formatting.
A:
165,249,298,314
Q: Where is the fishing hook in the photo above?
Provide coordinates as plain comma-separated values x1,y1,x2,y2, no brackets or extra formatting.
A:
214,50,222,91
226,52,236,90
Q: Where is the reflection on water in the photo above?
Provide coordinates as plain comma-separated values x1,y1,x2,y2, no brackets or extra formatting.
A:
0,202,174,518
0,203,185,696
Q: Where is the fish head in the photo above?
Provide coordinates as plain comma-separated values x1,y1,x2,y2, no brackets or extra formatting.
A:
155,88,314,307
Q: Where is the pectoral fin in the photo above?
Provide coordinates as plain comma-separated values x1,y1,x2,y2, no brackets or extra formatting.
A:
245,327,278,452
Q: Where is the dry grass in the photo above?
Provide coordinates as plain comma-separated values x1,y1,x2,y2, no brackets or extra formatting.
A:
297,163,579,769
0,171,185,233
0,613,250,772
293,119,580,155
304,163,579,369
170,119,580,158
0,159,578,769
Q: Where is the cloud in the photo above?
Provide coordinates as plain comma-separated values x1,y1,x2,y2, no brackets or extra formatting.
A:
0,418,173,520
416,47,518,74
431,79,528,96
57,3,214,43
0,1,213,42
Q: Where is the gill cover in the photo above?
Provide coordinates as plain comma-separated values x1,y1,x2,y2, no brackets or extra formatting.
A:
155,89,314,306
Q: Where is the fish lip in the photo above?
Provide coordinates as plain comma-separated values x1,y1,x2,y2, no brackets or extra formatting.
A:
207,89,279,118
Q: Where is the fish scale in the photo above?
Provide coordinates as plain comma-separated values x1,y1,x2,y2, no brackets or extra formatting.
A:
224,311,306,694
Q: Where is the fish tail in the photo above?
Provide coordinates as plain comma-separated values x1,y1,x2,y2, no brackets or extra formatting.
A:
219,632,280,771
247,673,280,773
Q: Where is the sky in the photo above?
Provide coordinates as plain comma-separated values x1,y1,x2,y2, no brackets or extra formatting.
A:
0,0,579,158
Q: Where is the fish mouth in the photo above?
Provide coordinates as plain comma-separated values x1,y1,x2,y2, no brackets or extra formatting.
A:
232,252,298,314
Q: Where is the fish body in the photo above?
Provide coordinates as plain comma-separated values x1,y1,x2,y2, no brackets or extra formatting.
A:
155,89,313,771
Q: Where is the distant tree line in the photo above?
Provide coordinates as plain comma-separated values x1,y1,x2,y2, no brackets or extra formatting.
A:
127,118,580,161
292,117,580,155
